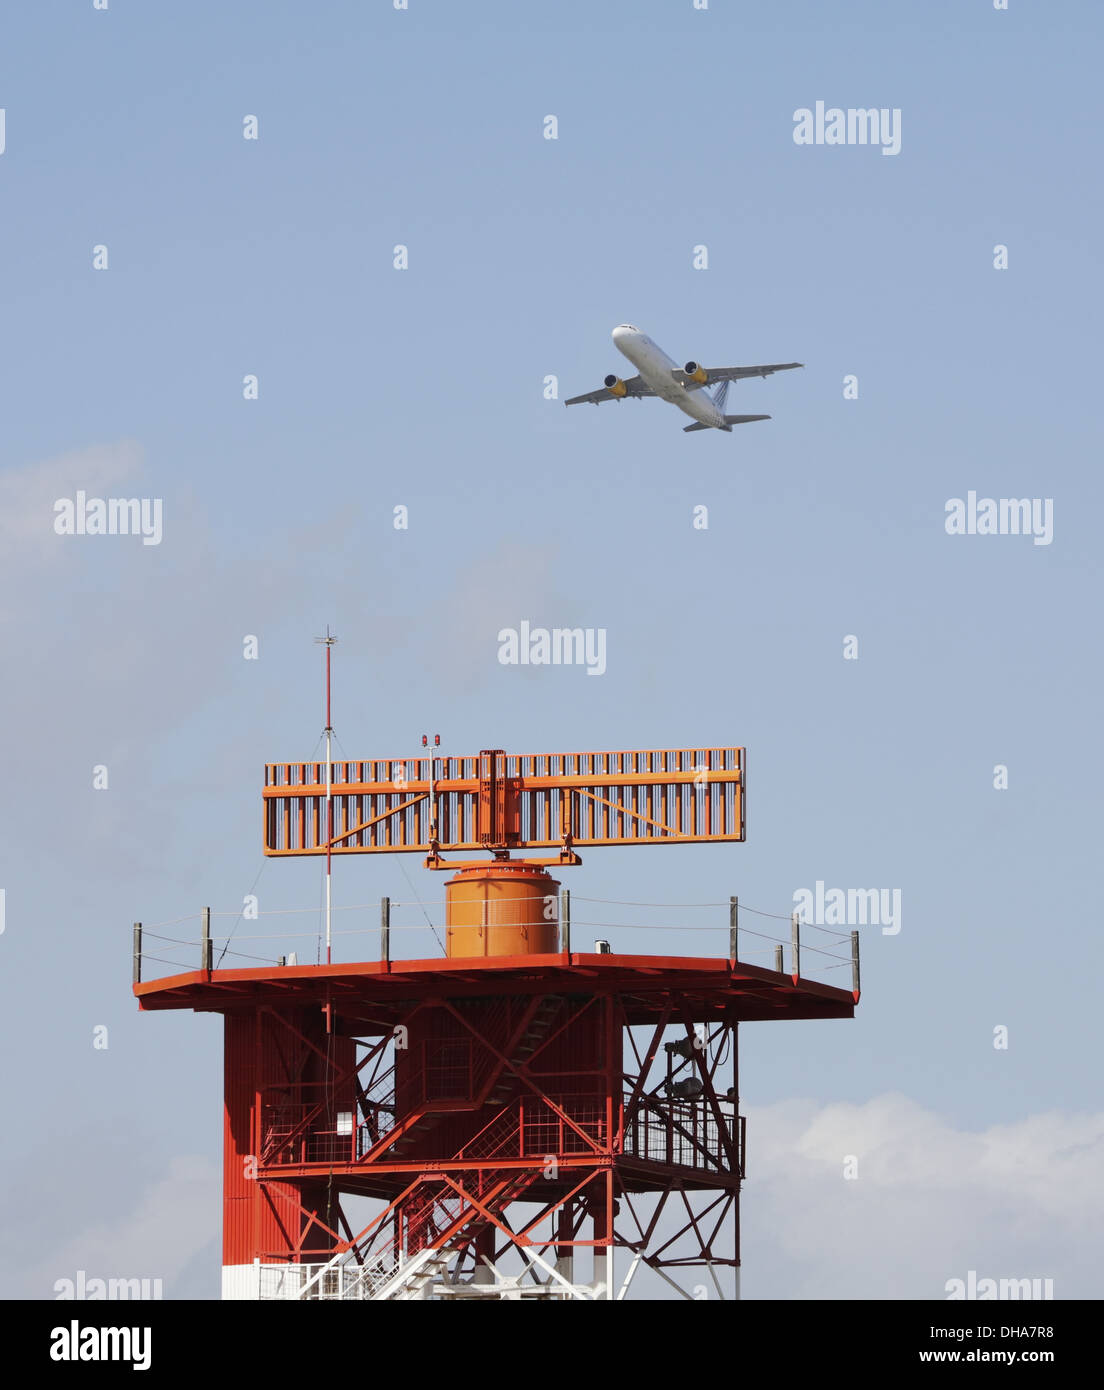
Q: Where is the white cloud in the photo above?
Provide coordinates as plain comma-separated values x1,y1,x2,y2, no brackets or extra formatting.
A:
0,440,143,576
740,1094,1104,1298
24,1155,218,1300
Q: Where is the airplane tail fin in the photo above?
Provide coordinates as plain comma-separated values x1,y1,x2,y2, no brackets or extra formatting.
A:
683,414,771,433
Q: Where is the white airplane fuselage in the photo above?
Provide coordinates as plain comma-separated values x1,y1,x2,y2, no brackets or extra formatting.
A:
612,325,726,429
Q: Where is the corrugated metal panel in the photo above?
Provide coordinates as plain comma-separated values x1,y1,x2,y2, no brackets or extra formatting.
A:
223,1010,355,1264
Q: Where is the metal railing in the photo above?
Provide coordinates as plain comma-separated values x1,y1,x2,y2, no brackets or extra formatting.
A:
624,1098,744,1176
258,1088,744,1176
131,896,860,996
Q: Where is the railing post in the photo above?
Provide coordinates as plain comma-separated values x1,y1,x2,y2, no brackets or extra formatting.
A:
790,911,800,982
381,896,390,963
201,907,212,974
729,896,738,961
132,922,142,985
560,888,571,955
851,929,861,999
773,943,784,973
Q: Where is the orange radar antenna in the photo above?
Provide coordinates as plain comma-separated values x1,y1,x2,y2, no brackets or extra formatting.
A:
263,745,745,870
264,741,744,961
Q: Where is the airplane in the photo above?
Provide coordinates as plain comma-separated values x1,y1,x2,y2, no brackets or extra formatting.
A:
565,324,802,433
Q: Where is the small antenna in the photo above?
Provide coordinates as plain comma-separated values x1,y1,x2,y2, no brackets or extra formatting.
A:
422,734,441,842
314,628,338,964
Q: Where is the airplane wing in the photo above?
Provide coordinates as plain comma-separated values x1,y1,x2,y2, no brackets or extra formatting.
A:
672,362,803,389
565,375,654,406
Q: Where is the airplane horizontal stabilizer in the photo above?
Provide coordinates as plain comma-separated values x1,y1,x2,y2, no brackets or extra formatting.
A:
683,414,771,433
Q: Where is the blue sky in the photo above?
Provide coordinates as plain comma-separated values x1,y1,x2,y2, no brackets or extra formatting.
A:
1,0,1101,1299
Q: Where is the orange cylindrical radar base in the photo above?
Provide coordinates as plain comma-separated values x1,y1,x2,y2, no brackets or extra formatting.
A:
445,863,559,957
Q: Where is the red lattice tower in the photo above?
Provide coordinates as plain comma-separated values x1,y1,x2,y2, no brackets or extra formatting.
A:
135,744,857,1300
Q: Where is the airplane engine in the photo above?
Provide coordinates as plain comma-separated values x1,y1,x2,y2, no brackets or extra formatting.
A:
603,374,628,398
684,361,708,384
